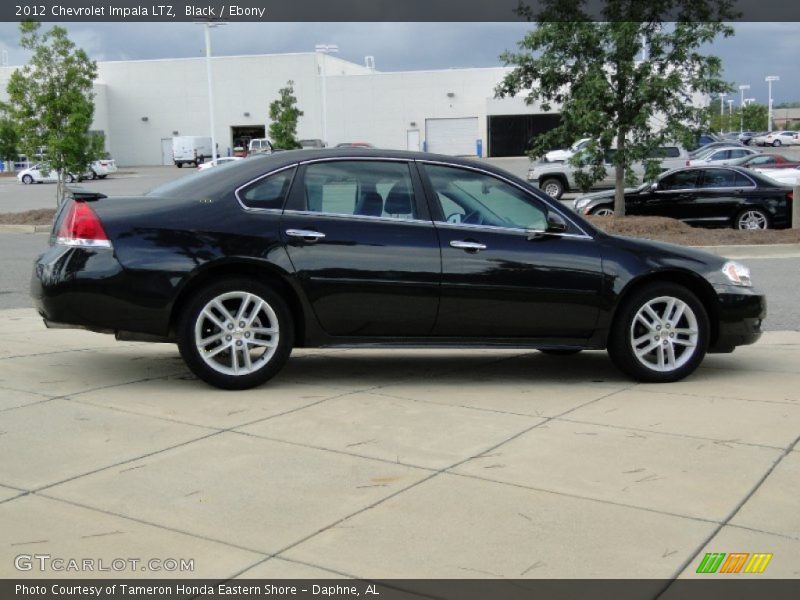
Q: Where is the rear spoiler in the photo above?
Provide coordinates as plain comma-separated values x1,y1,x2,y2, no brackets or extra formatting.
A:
63,186,108,202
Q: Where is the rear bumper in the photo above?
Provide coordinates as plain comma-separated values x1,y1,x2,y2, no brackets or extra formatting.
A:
708,286,766,352
31,245,173,338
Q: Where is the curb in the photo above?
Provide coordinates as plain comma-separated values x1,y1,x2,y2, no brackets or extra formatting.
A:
0,224,50,234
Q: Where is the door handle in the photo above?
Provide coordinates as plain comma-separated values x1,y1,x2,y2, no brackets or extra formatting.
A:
286,229,326,242
450,240,487,252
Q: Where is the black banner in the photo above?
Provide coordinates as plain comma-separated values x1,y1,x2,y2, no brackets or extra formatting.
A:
4,580,800,600
3,0,800,22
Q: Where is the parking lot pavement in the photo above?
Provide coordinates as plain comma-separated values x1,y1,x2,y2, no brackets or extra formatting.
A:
1,307,799,580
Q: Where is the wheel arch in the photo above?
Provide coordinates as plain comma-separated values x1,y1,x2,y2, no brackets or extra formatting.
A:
539,173,569,190
608,269,720,347
168,260,308,346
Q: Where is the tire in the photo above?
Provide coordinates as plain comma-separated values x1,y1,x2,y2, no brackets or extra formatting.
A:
540,178,565,199
607,283,709,383
90,170,98,180
98,174,107,179
192,161,198,168
591,206,615,216
539,349,582,356
21,174,33,184
176,162,183,168
772,140,781,147
64,173,74,183
177,279,294,390
735,208,770,230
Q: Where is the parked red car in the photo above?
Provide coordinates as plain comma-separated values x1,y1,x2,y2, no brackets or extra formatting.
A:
732,153,800,170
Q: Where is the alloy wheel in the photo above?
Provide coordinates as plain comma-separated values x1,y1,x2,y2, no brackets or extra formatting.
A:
737,210,768,230
194,291,279,376
629,296,699,373
592,207,614,216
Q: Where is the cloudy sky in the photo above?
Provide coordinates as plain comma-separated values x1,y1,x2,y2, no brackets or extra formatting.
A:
0,22,797,104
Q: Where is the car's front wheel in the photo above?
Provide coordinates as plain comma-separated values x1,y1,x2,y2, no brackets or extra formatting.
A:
540,178,565,199
772,140,781,147
608,283,709,383
591,206,614,216
177,279,294,389
21,174,33,184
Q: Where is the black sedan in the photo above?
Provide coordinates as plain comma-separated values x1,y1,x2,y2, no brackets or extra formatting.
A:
31,150,765,389
573,166,793,230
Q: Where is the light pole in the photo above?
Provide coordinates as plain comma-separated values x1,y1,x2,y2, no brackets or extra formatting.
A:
766,76,779,132
727,99,734,134
315,44,339,145
718,93,727,133
197,21,225,163
738,84,750,133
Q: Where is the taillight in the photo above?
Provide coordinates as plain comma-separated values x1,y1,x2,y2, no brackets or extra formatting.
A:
56,202,112,248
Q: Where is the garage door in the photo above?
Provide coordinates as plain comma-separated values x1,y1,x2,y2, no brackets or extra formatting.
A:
425,117,479,156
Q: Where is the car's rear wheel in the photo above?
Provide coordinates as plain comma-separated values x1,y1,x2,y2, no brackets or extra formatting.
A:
21,174,33,184
540,178,565,199
176,162,183,168
608,283,709,383
591,206,614,216
772,140,781,147
736,208,769,230
177,279,294,389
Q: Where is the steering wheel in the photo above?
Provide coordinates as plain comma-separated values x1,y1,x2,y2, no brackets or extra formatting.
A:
461,210,484,225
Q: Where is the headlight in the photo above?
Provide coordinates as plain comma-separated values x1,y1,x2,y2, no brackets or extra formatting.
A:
722,261,752,287
574,197,592,211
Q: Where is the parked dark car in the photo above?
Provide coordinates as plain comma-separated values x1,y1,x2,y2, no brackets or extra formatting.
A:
32,150,765,389
573,166,793,230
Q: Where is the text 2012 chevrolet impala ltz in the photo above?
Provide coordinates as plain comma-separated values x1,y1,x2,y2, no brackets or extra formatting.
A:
31,149,766,389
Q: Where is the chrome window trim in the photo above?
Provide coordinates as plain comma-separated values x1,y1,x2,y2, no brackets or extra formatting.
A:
417,159,593,239
298,156,412,165
282,209,433,226
234,163,299,213
434,221,593,240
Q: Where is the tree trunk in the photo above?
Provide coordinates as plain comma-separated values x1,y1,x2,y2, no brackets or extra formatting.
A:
56,173,64,207
614,131,626,217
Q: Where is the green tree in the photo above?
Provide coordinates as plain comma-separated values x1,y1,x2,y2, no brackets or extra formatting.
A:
268,81,304,150
0,104,19,164
497,0,736,215
6,22,98,203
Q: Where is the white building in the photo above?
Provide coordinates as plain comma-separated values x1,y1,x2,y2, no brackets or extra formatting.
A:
0,52,558,166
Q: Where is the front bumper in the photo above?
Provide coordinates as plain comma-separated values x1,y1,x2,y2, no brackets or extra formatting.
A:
708,285,766,352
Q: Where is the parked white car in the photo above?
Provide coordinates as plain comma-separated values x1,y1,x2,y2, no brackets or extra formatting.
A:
17,164,77,185
197,157,243,171
761,131,800,147
86,158,118,179
754,167,800,186
544,138,592,162
687,146,759,167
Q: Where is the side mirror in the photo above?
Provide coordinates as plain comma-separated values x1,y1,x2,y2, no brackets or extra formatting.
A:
527,211,568,239
546,211,568,234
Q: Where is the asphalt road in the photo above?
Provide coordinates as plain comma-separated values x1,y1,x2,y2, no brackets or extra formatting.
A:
1,231,796,330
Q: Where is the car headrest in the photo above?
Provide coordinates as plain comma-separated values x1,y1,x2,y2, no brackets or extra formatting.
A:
384,183,414,215
355,191,383,216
